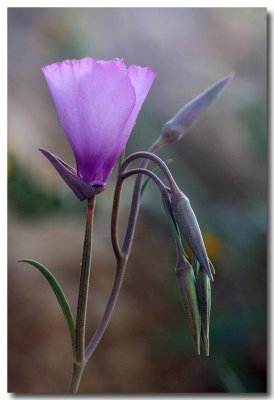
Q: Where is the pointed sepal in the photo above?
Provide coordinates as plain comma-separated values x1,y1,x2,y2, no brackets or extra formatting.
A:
39,148,105,201
196,266,211,356
175,255,201,355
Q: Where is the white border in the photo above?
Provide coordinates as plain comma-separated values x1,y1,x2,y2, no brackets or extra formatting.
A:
3,2,271,399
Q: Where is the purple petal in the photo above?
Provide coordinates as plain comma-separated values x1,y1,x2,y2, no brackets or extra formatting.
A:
102,65,156,180
39,148,105,201
42,58,137,184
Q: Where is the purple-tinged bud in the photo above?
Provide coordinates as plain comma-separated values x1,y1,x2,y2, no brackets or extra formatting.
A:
158,73,234,146
175,255,201,355
171,189,213,282
196,267,211,356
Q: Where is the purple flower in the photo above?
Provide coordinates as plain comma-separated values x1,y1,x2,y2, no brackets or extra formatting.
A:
41,57,156,200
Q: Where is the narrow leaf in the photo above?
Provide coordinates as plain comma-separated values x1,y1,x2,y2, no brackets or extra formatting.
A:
19,258,76,358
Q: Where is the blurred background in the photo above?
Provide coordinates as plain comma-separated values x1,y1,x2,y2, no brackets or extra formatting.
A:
8,8,267,393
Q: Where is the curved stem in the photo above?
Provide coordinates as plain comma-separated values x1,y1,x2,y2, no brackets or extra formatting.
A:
111,177,123,260
121,162,146,256
111,165,171,259
82,140,167,388
121,168,171,193
75,196,96,363
85,163,169,362
120,144,170,256
120,151,178,192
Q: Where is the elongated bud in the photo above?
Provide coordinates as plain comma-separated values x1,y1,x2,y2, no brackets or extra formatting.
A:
196,267,211,356
175,255,201,355
158,73,234,146
171,189,213,282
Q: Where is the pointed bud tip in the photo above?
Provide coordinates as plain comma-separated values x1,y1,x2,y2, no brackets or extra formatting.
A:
39,147,47,155
195,343,201,356
203,336,210,356
212,71,234,94
227,71,235,81
220,71,235,87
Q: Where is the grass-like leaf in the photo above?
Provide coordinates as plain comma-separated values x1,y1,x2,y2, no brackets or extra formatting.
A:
19,258,76,359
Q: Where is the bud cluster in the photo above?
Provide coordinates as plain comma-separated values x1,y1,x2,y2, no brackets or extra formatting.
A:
118,71,233,355
163,182,214,355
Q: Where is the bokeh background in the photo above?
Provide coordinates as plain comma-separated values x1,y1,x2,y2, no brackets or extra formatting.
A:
8,8,267,394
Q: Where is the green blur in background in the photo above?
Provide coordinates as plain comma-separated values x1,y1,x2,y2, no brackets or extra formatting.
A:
8,8,267,393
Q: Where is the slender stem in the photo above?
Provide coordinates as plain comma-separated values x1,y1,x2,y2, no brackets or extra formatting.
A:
120,151,178,192
85,257,126,360
69,362,86,393
121,169,144,256
111,177,123,260
120,145,165,256
81,140,164,388
85,167,170,360
75,196,96,363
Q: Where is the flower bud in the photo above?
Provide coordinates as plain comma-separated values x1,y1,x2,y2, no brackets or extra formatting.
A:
158,73,234,146
171,189,213,282
175,255,201,355
196,267,211,356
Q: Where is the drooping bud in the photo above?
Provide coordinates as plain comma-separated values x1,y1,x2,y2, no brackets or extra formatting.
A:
175,254,201,355
170,188,213,282
196,267,211,356
157,73,234,147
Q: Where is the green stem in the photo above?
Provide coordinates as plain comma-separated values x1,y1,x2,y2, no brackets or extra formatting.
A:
69,362,86,393
85,257,126,360
111,176,123,260
71,140,162,391
75,196,96,363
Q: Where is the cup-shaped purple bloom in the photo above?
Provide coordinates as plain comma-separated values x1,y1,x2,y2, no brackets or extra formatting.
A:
41,57,156,200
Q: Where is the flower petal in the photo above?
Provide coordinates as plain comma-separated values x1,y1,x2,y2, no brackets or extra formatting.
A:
95,65,156,181
42,58,136,184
